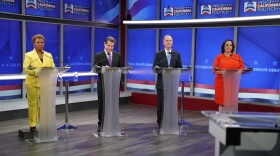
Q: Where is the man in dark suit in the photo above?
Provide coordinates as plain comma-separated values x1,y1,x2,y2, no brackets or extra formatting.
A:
152,35,182,129
94,36,122,132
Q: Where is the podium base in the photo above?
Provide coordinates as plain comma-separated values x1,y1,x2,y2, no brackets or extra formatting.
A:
18,129,35,139
178,119,192,127
152,128,187,136
92,131,127,138
57,123,78,130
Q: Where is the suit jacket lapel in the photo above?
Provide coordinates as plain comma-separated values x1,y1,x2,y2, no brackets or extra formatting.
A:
31,50,43,66
160,51,168,67
102,51,110,66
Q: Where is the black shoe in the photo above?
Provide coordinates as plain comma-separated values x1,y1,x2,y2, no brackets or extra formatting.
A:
97,127,101,133
30,127,36,132
157,124,161,130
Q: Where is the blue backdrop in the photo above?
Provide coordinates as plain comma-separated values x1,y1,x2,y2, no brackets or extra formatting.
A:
63,0,91,21
0,20,21,100
0,0,20,13
161,0,193,20
197,0,236,18
94,0,119,23
25,0,60,18
26,22,60,66
128,0,157,20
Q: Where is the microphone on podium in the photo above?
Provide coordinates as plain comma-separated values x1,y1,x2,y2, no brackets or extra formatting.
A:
92,57,109,73
229,54,253,71
153,53,168,69
94,57,109,68
27,52,56,70
154,60,167,69
167,52,191,70
27,57,41,70
213,55,232,71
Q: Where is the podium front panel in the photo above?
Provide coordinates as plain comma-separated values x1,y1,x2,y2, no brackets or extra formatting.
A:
35,68,58,142
102,68,122,136
161,69,181,134
222,70,242,112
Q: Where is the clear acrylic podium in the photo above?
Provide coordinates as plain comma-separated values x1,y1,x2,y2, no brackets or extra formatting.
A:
220,68,251,112
93,66,132,137
154,67,190,135
34,66,70,143
202,111,280,156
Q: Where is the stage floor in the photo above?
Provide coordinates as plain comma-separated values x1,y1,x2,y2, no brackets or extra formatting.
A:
0,104,214,156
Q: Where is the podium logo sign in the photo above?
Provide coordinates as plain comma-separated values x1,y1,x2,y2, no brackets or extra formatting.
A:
25,0,56,11
201,3,233,15
26,0,36,9
201,4,211,15
164,6,173,16
64,3,73,14
244,1,257,12
244,0,280,13
163,5,192,17
64,3,89,15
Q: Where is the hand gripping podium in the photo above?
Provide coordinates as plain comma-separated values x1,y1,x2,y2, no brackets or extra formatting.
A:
34,66,70,143
154,67,190,135
220,68,251,112
94,66,132,137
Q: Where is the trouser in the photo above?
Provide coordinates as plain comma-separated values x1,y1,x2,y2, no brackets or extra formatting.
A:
97,88,104,129
156,89,164,128
26,86,40,127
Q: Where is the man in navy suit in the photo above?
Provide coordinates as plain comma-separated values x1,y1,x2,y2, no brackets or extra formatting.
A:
94,36,122,132
152,35,182,129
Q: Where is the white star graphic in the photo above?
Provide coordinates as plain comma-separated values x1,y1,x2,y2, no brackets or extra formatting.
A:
67,56,71,60
254,60,258,65
272,60,278,66
204,59,209,64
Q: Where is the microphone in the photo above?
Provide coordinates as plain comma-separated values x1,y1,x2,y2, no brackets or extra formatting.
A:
213,55,233,71
27,52,55,70
153,57,168,69
167,52,191,69
94,57,108,68
27,57,41,70
229,54,253,71
153,51,174,69
92,57,109,73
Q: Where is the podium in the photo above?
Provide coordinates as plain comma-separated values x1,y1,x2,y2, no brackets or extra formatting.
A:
202,111,280,156
34,66,69,143
220,68,251,112
93,66,132,137
154,67,190,134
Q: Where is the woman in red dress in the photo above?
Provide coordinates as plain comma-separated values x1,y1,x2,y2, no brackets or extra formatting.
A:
212,39,245,111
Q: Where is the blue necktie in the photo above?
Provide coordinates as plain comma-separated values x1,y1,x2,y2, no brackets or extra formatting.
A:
167,52,171,66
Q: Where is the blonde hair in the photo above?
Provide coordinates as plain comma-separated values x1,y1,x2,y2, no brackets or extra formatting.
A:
32,34,45,43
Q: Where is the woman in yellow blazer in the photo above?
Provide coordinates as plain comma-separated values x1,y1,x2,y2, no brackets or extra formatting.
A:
23,34,55,132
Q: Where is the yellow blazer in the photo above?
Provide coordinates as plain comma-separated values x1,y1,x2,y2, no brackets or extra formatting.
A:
23,49,55,87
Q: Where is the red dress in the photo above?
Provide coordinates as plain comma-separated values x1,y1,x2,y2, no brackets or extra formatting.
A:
212,54,245,105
